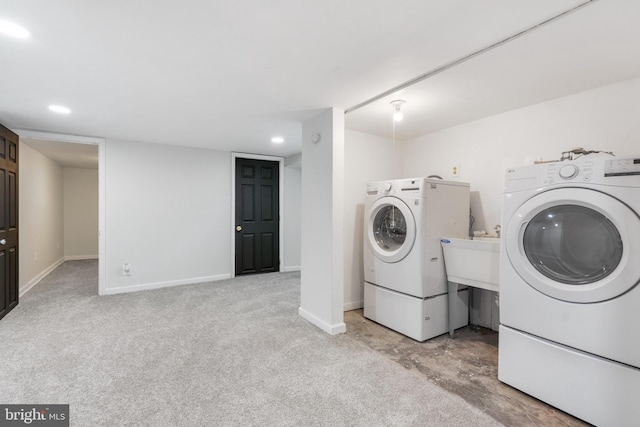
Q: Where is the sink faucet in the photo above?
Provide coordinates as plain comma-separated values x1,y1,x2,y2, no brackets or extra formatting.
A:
494,225,501,238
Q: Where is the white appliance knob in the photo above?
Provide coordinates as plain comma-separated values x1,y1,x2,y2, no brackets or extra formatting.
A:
384,182,392,192
559,164,579,179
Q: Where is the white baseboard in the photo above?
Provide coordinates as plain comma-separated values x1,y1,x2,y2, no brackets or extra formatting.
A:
65,255,98,261
344,300,364,311
20,257,65,297
281,265,301,272
103,273,232,295
298,306,346,335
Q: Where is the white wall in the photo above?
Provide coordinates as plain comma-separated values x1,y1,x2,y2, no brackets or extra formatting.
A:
398,75,640,329
103,139,231,294
283,165,301,271
343,130,395,310
63,168,98,259
19,142,64,294
299,108,346,334
400,76,640,233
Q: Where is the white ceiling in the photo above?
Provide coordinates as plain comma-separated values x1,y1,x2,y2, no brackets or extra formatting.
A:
22,138,98,169
2,0,639,161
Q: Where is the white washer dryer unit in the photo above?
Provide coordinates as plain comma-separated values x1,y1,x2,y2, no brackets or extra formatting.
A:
363,177,470,341
499,155,640,426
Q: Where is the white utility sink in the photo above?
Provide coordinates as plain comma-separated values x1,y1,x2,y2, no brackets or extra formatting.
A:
472,236,501,243
440,237,500,291
440,237,501,337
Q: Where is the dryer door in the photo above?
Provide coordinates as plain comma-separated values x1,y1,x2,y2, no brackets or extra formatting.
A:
367,196,416,263
506,188,640,303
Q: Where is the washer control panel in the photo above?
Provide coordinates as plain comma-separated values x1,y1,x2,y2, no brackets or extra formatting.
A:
545,161,593,184
366,179,425,196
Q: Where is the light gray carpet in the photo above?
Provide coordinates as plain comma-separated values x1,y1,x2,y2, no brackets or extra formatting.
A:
0,261,503,426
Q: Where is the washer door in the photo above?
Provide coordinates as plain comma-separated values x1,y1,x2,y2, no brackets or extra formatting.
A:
506,188,640,303
367,196,416,263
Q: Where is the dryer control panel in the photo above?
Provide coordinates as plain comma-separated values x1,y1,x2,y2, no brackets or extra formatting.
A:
505,155,640,192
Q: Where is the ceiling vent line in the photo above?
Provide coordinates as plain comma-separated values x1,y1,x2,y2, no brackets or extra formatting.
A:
345,0,598,115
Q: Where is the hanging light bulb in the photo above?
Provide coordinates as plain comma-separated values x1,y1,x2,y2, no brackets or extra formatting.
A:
390,100,405,122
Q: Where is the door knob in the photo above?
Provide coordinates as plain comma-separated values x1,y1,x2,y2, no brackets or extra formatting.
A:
0,239,5,245
236,226,242,232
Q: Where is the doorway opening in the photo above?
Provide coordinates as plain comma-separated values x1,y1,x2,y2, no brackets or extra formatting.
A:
15,130,105,295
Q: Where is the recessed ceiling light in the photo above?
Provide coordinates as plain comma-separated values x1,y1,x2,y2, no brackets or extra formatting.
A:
0,19,30,39
49,105,71,114
271,137,284,144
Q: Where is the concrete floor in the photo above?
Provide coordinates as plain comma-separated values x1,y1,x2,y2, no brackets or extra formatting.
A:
344,309,590,427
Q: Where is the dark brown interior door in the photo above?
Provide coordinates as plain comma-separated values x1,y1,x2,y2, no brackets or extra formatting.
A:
235,158,279,276
0,124,19,321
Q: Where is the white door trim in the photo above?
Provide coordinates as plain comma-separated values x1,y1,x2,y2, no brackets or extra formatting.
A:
231,153,284,278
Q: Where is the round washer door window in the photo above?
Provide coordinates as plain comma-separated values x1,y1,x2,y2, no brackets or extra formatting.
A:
523,205,623,285
367,197,416,263
506,188,640,303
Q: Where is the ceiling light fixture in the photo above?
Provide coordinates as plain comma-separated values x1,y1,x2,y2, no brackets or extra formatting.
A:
0,19,30,39
390,100,405,122
271,136,284,143
49,105,71,114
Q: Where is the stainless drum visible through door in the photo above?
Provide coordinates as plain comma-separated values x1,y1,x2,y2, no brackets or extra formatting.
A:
367,197,416,263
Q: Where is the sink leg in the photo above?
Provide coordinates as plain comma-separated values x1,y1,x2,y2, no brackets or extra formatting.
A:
448,281,457,338
469,287,478,331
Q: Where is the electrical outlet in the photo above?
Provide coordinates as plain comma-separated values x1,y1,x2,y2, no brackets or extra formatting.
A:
451,164,460,178
123,263,131,276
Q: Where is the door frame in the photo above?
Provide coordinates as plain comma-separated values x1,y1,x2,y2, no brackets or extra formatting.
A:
231,152,284,278
13,129,106,295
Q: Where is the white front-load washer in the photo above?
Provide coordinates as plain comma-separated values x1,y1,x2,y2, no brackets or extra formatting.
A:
363,177,470,341
498,155,640,426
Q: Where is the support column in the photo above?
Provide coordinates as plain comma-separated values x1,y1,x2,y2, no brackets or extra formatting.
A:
299,108,346,334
